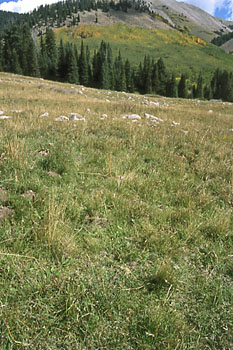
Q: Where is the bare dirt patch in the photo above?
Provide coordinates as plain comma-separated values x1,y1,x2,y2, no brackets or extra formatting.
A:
0,206,13,223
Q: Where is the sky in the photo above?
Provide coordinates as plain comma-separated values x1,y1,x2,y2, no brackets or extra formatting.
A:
0,0,232,20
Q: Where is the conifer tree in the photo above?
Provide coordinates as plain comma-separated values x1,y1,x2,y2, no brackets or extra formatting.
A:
79,41,89,85
100,57,110,89
114,51,126,91
157,57,168,95
221,70,233,101
204,85,213,100
45,28,57,79
178,74,187,98
166,74,177,97
66,43,79,84
57,39,67,81
0,38,4,71
196,72,204,99
11,49,22,74
143,55,152,94
27,39,40,77
152,62,160,94
125,59,131,92
38,35,49,78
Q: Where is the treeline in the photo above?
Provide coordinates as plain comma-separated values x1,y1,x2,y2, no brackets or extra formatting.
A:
212,30,233,47
1,24,233,101
0,10,22,32
20,0,151,28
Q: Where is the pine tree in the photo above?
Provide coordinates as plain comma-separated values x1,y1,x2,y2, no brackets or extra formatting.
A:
221,71,233,102
27,39,40,77
0,38,4,71
57,39,67,81
204,85,213,100
125,59,131,92
38,35,48,78
79,41,88,85
11,49,22,74
143,55,152,94
196,72,204,99
114,51,126,91
66,44,79,84
166,74,177,97
100,57,110,89
178,74,187,98
45,28,57,79
152,62,160,94
211,68,221,99
157,57,168,96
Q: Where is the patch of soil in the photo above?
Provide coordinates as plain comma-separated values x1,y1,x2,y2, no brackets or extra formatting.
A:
0,188,7,202
0,206,14,223
21,190,36,201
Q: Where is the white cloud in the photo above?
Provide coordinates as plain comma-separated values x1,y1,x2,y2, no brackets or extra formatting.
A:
177,0,233,20
176,0,228,15
0,0,62,13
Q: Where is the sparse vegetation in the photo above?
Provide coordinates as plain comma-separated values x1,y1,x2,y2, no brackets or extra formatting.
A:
0,72,232,349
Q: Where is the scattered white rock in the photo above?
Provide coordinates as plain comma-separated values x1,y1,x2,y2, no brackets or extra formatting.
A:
145,113,164,122
122,114,141,120
69,113,85,121
150,101,160,106
38,150,49,156
105,99,110,102
172,121,180,126
100,114,108,120
230,128,233,132
11,110,22,113
208,110,213,113
86,108,91,114
181,130,189,135
39,112,49,118
0,116,12,120
55,116,69,122
0,111,4,115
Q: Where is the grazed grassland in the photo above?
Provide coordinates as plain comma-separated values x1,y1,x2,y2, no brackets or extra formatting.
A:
0,73,232,349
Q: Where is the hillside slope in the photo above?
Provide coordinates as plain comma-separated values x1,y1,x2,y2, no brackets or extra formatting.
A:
54,23,233,76
149,0,232,41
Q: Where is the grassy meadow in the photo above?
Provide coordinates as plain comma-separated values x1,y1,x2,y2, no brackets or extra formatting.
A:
0,72,232,349
54,23,233,77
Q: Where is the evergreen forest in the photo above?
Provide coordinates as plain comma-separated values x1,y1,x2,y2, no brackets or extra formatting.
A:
1,21,233,101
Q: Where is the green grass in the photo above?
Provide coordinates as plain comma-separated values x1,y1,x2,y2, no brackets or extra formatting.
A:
54,23,233,77
0,72,232,349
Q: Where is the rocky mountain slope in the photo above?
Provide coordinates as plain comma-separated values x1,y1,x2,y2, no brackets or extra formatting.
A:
29,0,233,52
148,0,233,41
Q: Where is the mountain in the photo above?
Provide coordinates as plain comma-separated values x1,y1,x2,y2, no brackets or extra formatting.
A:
26,0,233,52
148,0,233,41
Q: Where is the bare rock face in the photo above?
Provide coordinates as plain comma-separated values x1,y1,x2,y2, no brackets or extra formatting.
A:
0,206,14,223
